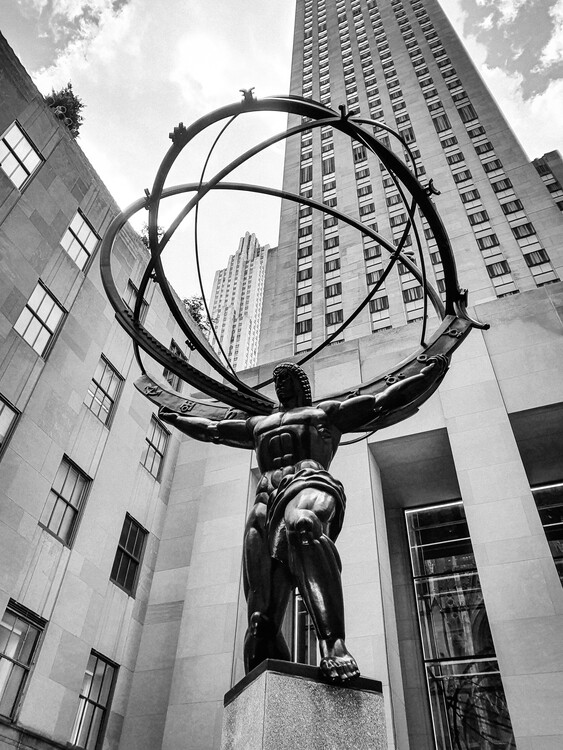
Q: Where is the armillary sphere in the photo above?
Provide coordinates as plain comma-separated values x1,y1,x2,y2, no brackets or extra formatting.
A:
99,93,487,432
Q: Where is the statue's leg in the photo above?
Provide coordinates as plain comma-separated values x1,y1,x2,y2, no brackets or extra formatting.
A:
285,489,360,682
242,502,292,672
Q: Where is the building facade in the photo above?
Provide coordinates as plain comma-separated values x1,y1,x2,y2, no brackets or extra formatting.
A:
0,32,214,750
1,1,563,750
259,0,562,362
209,232,269,371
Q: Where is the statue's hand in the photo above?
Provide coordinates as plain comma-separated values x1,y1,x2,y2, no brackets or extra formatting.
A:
420,354,449,378
158,406,178,424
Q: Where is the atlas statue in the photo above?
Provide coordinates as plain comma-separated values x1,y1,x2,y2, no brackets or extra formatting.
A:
99,93,486,685
159,356,447,682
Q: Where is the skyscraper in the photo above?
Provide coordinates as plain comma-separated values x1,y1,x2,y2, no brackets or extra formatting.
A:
209,232,269,371
259,0,563,363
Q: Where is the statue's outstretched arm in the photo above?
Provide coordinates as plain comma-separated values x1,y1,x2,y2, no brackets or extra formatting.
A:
158,406,254,449
331,355,448,432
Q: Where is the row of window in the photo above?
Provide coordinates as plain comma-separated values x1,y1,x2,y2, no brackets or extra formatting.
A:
0,599,117,749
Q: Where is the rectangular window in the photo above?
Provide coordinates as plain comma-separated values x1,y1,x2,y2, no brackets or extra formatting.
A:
110,514,147,595
440,135,458,148
446,151,464,165
324,237,339,251
390,213,407,227
60,211,99,270
487,260,511,278
326,310,343,326
325,259,340,273
458,103,478,122
524,249,550,267
298,245,312,259
432,114,451,133
325,283,342,298
386,194,402,206
141,416,169,480
364,244,382,260
468,210,489,225
40,457,90,545
483,159,503,173
322,157,335,175
353,145,367,163
163,340,185,392
359,203,376,216
123,281,148,324
0,396,19,458
475,141,494,155
0,601,45,719
402,286,423,302
296,292,312,307
323,216,338,228
85,356,123,425
300,165,312,183
358,185,373,197
453,170,472,184
298,225,312,238
0,122,42,189
295,319,312,335
297,268,313,282
14,283,65,357
70,651,117,750
369,296,389,313
501,199,524,215
511,223,535,239
477,234,499,250
460,189,480,203
367,270,384,285
405,502,515,750
532,483,563,584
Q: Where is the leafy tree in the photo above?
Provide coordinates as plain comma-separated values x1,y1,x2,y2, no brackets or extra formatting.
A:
184,295,212,336
46,82,85,138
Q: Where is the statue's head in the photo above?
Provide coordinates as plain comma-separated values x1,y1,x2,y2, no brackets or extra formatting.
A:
272,362,312,408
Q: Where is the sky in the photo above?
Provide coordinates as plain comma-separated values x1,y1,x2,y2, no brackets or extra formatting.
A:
2,0,562,300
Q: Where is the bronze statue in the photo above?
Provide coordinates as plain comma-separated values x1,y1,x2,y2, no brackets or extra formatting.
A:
158,356,447,683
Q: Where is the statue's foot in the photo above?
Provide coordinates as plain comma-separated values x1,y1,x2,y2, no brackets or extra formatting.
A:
244,612,291,673
319,638,360,683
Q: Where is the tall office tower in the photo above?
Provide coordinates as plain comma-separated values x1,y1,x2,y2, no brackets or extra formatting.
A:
209,232,269,371
259,0,563,363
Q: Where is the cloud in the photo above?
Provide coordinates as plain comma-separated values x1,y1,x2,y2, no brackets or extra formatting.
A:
538,0,563,67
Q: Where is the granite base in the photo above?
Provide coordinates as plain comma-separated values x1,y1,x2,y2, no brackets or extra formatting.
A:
221,660,386,750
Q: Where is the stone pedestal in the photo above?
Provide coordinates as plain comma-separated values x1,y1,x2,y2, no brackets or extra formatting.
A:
221,660,386,750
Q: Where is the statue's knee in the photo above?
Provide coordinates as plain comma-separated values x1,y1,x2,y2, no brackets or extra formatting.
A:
286,508,322,541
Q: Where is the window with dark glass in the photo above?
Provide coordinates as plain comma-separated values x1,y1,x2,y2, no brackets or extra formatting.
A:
14,283,65,358
61,211,99,270
0,122,42,189
298,245,312,258
85,356,123,425
0,601,45,719
486,260,510,278
325,259,340,273
163,340,185,392
296,292,312,307
326,310,343,326
300,165,312,183
405,502,515,750
0,396,19,459
483,159,503,173
511,223,535,239
532,483,563,584
501,199,524,215
369,296,389,313
295,319,312,335
141,416,169,479
453,170,472,184
297,268,313,282
364,244,381,260
402,286,423,302
458,103,478,122
460,189,480,203
477,234,499,250
325,283,342,298
468,210,489,226
367,269,383,285
432,114,451,133
110,514,147,595
70,651,117,750
123,280,148,324
40,457,90,545
524,249,550,267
